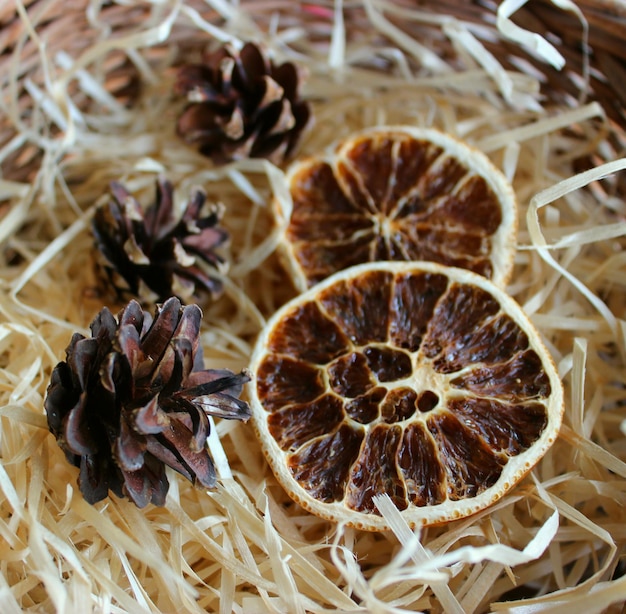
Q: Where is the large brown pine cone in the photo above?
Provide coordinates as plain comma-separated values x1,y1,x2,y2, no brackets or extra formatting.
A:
175,42,312,164
92,177,228,304
44,297,251,507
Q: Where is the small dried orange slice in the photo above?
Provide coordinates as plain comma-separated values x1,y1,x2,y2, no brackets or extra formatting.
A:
249,262,563,531
278,126,517,290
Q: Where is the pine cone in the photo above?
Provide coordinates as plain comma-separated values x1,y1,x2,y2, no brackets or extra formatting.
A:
44,297,251,507
175,41,312,164
92,177,228,304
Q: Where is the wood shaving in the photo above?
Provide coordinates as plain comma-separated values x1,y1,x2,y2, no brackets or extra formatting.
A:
0,0,625,612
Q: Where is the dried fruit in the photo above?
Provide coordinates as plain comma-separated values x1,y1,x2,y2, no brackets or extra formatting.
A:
45,297,251,507
249,262,563,531
92,177,227,303
175,41,312,164
278,126,517,290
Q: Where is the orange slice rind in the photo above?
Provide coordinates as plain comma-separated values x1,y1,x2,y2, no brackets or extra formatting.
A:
249,261,563,531
277,126,518,291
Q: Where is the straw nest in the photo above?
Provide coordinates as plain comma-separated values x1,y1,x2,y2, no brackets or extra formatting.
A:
1,0,625,612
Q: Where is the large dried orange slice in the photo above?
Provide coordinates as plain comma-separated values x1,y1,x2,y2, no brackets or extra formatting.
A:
249,262,563,531
278,126,517,291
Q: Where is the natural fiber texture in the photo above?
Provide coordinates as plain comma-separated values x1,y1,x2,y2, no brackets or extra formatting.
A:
1,0,626,612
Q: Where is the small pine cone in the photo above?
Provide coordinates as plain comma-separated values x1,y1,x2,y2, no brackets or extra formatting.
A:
175,41,313,164
93,177,228,304
44,297,251,507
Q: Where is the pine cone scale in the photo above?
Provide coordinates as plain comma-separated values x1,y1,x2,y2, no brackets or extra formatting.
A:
149,178,174,237
133,398,170,434
197,393,251,420
121,457,168,508
172,239,196,267
118,299,145,331
179,371,248,399
99,352,122,395
236,42,266,85
179,370,251,420
179,267,222,299
123,328,151,379
171,401,210,453
272,62,298,99
79,455,114,504
115,416,146,471
182,225,227,254
177,105,224,142
64,395,97,456
266,99,296,135
257,76,285,110
67,335,99,390
161,420,216,488
223,107,245,139
45,365,74,436
181,191,206,223
140,297,184,364
124,235,150,265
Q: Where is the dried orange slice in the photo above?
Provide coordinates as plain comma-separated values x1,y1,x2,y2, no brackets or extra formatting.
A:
278,126,517,291
249,262,563,531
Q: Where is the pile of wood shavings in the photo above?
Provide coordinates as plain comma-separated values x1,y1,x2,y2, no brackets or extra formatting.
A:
1,1,626,612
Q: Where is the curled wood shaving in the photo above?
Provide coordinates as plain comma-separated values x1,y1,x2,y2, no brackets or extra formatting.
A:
0,0,625,612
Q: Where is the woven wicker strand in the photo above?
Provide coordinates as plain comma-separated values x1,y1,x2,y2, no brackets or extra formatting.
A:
1,0,624,186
